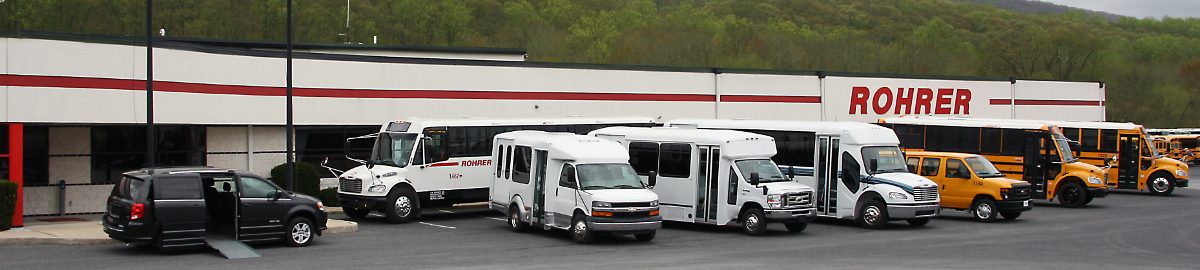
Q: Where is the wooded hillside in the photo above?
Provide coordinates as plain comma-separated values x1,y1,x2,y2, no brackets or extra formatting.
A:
3,0,1200,127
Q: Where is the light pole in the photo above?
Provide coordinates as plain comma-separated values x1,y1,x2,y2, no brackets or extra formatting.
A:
286,0,295,191
145,0,155,170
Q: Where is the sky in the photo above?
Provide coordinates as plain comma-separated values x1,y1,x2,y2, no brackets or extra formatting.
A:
1040,0,1200,19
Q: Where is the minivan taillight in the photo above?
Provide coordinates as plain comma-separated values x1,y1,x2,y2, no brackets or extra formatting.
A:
130,203,144,220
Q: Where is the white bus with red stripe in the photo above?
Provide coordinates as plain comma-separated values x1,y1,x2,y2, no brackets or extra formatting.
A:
331,117,655,223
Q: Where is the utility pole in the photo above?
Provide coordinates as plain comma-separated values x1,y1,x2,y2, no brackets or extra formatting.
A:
145,0,156,169
286,0,295,191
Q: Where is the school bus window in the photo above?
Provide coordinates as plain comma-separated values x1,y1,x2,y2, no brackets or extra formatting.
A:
1100,129,1118,152
981,128,1002,154
1001,129,1025,155
1063,128,1080,144
1081,128,1100,152
920,158,941,177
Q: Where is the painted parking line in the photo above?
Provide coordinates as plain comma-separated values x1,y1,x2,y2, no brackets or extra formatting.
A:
419,222,457,229
485,217,506,222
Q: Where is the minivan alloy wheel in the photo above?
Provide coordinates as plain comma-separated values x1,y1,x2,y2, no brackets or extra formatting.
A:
291,222,311,244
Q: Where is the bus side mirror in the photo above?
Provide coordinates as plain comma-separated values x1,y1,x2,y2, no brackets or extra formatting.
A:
647,171,657,187
869,159,878,174
750,172,761,186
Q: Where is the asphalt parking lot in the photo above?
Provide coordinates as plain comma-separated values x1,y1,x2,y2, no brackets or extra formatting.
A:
2,168,1198,270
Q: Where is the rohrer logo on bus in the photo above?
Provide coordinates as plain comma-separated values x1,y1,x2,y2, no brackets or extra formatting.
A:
849,86,972,115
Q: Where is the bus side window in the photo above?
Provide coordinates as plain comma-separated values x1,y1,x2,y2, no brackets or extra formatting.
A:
920,158,941,177
841,152,860,191
906,157,920,174
946,159,970,179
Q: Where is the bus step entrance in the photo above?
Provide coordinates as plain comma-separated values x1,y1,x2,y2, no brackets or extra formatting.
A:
205,235,261,259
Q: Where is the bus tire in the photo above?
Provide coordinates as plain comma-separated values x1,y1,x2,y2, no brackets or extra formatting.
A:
784,222,808,233
343,206,370,220
1147,172,1175,196
971,198,999,223
907,218,931,227
634,231,656,242
857,200,889,230
1057,181,1088,208
385,188,420,224
740,208,768,236
1000,211,1022,220
508,204,529,233
571,214,595,244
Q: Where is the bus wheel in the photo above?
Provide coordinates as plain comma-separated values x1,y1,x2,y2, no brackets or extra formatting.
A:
571,214,595,244
385,188,420,224
972,198,998,223
857,200,889,229
784,222,808,233
1000,211,1022,220
740,208,768,236
343,206,370,220
1057,182,1087,208
1148,173,1175,196
634,231,656,242
508,205,529,233
907,218,931,227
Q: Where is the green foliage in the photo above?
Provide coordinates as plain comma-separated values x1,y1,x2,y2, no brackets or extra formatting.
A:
0,180,17,231
269,162,321,197
3,0,1200,127
318,188,341,207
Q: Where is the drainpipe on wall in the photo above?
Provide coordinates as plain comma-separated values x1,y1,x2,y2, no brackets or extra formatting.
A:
712,68,721,119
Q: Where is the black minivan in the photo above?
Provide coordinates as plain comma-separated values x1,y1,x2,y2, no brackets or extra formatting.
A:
103,167,328,251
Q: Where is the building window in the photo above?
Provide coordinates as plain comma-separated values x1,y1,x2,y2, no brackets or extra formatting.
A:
22,126,49,186
92,126,206,184
296,126,376,178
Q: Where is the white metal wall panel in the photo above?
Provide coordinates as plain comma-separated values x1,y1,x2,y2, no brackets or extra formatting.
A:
716,73,822,120
821,76,1014,122
1012,80,1105,121
8,39,136,79
7,87,138,123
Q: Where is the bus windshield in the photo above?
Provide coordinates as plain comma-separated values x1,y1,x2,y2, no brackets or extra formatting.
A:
966,156,1004,178
1142,131,1162,158
862,146,909,174
370,133,418,168
1051,133,1077,163
735,159,790,183
577,164,645,190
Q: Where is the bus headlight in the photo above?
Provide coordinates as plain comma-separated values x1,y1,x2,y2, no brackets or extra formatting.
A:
1087,176,1103,185
367,185,387,193
888,192,909,200
1176,170,1186,177
592,201,612,208
766,194,784,209
649,200,659,207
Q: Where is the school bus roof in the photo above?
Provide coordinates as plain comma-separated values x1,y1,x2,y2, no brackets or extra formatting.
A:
904,151,980,159
878,116,1052,130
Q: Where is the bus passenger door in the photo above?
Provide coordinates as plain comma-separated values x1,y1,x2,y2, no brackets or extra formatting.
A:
552,164,579,229
695,146,720,224
1117,134,1140,189
1024,132,1048,198
815,136,840,217
532,150,548,225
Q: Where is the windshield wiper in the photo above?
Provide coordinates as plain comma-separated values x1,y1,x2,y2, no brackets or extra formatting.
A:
580,185,606,190
613,184,641,189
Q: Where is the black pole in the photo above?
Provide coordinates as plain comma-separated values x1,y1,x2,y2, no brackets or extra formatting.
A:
145,0,155,169
286,0,295,191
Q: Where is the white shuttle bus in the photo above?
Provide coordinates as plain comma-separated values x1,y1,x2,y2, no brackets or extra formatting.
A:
588,127,816,235
331,117,655,223
665,119,940,229
489,131,661,244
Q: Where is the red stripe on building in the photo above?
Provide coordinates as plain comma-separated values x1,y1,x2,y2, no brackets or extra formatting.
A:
428,161,460,167
721,95,821,103
989,98,1101,106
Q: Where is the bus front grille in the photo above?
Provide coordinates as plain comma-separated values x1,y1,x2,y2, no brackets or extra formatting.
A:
340,177,363,193
912,186,938,202
785,192,812,207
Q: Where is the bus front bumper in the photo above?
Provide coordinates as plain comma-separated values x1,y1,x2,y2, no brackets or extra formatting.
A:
338,193,389,211
765,207,817,223
995,199,1033,212
1176,178,1189,188
1089,187,1109,198
887,203,940,219
587,216,662,233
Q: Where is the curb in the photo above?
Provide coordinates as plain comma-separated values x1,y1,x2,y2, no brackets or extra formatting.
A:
0,219,357,245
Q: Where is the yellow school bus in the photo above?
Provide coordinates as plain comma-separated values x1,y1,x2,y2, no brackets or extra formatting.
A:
1049,121,1189,195
1152,135,1199,164
878,117,1108,207
905,151,1033,222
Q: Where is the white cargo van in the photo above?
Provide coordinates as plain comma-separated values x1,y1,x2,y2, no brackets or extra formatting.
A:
589,127,816,235
665,119,940,229
489,131,661,244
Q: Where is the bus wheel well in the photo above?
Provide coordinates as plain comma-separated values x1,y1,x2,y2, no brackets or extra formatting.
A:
574,209,588,219
739,202,764,217
856,191,884,211
388,182,415,196
972,194,996,203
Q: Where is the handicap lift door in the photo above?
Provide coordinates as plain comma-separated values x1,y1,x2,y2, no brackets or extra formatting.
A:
695,146,719,224
1118,134,1140,189
152,174,208,250
815,136,840,217
1024,131,1050,198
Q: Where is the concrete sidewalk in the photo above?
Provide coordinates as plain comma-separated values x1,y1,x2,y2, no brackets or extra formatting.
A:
0,208,356,245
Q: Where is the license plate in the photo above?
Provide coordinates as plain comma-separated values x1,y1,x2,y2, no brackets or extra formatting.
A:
1023,200,1030,207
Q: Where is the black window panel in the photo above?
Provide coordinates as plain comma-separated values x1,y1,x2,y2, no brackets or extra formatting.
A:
503,145,513,179
1062,128,1080,145
927,126,979,153
92,126,206,184
1080,129,1100,152
1001,129,1025,156
659,143,691,178
1100,129,1118,153
495,145,505,177
154,177,202,200
628,142,659,175
422,127,450,162
17,126,48,186
513,146,531,184
739,130,815,167
890,124,926,149
296,126,376,178
559,164,576,188
0,126,7,154
981,128,1002,154
959,127,981,153
920,158,941,177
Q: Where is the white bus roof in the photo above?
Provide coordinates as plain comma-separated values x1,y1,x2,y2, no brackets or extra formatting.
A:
381,117,655,132
879,116,1053,130
665,118,900,146
588,127,776,160
495,131,630,163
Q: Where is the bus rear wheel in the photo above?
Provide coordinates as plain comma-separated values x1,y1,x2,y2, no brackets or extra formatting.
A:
1000,211,1022,220
508,205,529,233
1147,173,1175,196
1057,182,1088,208
784,222,808,233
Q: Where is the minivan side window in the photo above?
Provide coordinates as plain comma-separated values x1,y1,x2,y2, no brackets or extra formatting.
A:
114,177,146,200
920,158,941,177
240,177,278,198
155,177,202,200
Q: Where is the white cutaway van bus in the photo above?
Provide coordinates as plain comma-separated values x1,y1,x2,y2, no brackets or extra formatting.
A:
665,119,940,229
588,127,816,235
489,131,662,244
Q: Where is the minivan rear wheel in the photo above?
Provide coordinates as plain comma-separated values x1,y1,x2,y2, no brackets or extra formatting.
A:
286,217,314,247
